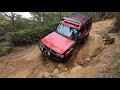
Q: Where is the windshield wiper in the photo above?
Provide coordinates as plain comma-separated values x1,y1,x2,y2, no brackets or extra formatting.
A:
56,31,72,39
62,34,72,39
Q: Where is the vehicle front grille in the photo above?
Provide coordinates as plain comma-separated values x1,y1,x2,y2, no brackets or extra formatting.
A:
41,44,62,60
43,44,56,54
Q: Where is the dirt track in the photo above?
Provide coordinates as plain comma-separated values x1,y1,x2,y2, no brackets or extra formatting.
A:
0,19,117,78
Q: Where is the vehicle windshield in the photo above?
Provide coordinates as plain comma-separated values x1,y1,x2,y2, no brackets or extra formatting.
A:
56,24,78,40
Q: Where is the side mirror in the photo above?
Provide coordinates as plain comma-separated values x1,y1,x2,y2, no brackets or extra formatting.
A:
54,27,56,30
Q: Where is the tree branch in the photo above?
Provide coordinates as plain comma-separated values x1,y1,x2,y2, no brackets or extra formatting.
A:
2,12,12,19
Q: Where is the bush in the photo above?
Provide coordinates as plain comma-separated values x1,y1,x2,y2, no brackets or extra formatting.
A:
9,22,59,46
0,37,6,42
9,30,40,46
0,45,13,56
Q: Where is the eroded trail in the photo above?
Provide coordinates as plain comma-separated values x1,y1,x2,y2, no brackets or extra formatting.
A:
0,19,117,78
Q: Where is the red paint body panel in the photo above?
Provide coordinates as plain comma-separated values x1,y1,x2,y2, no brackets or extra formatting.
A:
65,48,73,57
41,32,75,54
80,29,90,39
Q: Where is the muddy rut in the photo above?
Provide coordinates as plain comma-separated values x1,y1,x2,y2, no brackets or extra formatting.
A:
0,19,115,78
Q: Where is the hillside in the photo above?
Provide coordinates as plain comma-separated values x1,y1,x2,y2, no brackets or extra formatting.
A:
0,18,119,78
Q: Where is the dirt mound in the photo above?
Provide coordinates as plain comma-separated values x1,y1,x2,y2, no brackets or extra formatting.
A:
75,34,104,61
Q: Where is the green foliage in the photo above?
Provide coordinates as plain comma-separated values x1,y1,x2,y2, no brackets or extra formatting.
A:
0,45,13,56
0,16,10,37
15,15,32,31
10,22,58,46
0,20,9,25
9,30,39,46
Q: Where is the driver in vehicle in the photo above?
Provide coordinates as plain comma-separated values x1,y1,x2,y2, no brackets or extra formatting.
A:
71,29,78,40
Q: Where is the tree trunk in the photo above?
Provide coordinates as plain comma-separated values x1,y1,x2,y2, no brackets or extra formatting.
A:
100,12,105,18
104,12,120,33
11,18,15,32
2,12,16,33
59,12,62,20
109,17,120,33
11,12,15,32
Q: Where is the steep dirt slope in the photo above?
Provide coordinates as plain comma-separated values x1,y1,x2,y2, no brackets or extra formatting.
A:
0,19,116,78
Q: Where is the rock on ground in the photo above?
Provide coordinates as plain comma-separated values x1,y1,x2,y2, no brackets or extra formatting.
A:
64,68,68,71
57,63,65,69
43,72,51,78
84,58,91,61
56,72,68,78
70,66,82,73
53,68,60,75
73,62,79,67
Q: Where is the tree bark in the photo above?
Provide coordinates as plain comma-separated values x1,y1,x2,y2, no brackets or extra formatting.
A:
109,17,120,33
107,12,120,33
2,12,15,33
59,12,62,20
11,12,15,32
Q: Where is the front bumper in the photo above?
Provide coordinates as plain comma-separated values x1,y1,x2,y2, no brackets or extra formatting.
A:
38,43,65,61
42,49,64,61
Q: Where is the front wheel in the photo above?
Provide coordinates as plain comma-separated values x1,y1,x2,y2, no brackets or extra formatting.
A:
62,54,72,63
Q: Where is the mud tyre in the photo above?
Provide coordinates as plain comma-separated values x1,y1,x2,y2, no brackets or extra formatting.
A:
62,54,72,63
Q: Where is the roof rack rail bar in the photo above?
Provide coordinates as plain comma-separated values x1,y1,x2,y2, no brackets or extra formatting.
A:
62,17,81,24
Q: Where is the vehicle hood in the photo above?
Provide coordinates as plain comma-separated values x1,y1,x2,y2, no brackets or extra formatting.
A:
41,31,75,54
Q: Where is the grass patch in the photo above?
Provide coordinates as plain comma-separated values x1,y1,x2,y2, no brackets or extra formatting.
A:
113,53,120,77
0,45,13,56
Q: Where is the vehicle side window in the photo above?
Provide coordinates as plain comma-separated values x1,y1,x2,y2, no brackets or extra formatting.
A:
79,18,92,35
80,26,84,34
81,22,88,33
89,18,92,29
84,21,89,32
83,19,92,33
87,18,92,29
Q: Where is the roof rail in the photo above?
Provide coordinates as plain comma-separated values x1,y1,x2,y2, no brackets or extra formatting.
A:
62,17,81,24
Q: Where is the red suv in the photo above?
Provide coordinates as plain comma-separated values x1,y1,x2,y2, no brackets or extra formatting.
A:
38,13,92,62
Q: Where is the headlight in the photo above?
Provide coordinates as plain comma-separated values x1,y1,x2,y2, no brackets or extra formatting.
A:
39,42,44,50
56,53,64,58
60,55,64,58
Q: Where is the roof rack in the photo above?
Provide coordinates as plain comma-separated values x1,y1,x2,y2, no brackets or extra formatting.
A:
62,17,82,25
